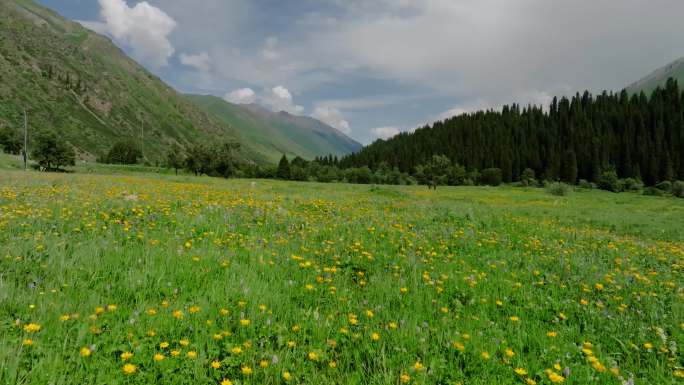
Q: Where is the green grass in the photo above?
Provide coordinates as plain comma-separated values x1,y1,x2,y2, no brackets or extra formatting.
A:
1,170,683,385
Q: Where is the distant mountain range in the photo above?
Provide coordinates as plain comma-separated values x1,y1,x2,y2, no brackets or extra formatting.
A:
627,57,684,95
187,95,361,163
0,0,360,163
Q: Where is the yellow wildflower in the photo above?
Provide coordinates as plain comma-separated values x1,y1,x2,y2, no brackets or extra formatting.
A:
122,363,137,375
80,347,91,357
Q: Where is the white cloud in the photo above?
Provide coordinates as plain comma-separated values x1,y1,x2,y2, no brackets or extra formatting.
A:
261,86,304,114
179,52,212,73
311,106,351,134
434,90,558,123
86,0,177,68
79,0,684,143
224,88,257,104
436,99,491,121
370,126,400,140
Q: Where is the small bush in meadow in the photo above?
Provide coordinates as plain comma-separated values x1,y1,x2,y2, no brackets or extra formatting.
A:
521,168,537,187
598,170,620,192
480,168,502,186
643,187,663,197
620,178,643,192
578,179,593,190
546,182,570,196
673,181,684,198
655,181,672,192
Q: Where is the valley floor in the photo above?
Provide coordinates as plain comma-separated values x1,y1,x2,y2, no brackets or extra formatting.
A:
0,170,683,384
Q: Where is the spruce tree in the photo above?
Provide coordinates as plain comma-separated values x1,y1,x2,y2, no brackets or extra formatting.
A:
277,154,291,180
561,150,578,184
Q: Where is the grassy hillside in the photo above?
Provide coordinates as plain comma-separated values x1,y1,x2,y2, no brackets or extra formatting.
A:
1,170,683,384
0,0,261,163
188,95,363,162
627,57,684,95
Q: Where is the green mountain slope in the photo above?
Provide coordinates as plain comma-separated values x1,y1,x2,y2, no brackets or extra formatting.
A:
187,95,363,162
0,0,259,162
627,57,684,94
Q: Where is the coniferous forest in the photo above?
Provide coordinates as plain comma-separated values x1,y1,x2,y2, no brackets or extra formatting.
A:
340,79,684,186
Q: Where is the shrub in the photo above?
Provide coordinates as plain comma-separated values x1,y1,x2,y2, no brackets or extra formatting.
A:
643,187,663,197
655,181,672,192
620,178,643,192
521,168,537,187
480,168,502,186
673,181,684,198
317,166,339,183
578,179,593,189
597,170,620,192
546,182,570,196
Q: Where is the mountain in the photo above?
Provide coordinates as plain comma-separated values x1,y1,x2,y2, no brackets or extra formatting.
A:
627,57,684,95
0,0,262,162
187,95,362,162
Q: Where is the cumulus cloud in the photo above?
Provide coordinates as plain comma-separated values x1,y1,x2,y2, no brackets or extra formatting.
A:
84,0,177,68
79,0,684,143
179,52,212,73
262,86,304,114
370,126,400,140
224,88,257,104
311,106,351,134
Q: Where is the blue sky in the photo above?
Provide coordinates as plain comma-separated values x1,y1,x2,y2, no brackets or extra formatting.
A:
38,0,684,144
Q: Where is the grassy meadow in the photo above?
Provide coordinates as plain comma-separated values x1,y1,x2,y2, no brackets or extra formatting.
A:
1,170,683,384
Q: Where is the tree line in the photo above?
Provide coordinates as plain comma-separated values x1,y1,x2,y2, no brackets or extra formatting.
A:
2,79,682,195
340,79,684,187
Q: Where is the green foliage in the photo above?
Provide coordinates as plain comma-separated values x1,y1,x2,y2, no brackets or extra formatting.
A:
448,163,467,186
277,155,291,180
104,140,142,165
340,80,684,187
0,125,23,155
560,150,578,184
211,141,242,178
597,169,620,192
165,143,184,174
620,178,643,192
31,130,75,171
345,166,373,184
672,181,684,198
314,166,336,183
521,168,536,187
418,154,451,189
578,179,593,190
184,143,213,176
480,168,503,186
546,182,571,196
643,187,663,197
655,181,672,192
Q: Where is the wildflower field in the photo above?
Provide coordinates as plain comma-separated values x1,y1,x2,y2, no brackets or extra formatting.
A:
1,171,683,385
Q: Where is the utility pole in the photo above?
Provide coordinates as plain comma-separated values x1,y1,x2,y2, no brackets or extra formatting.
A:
23,108,28,170
140,115,145,161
